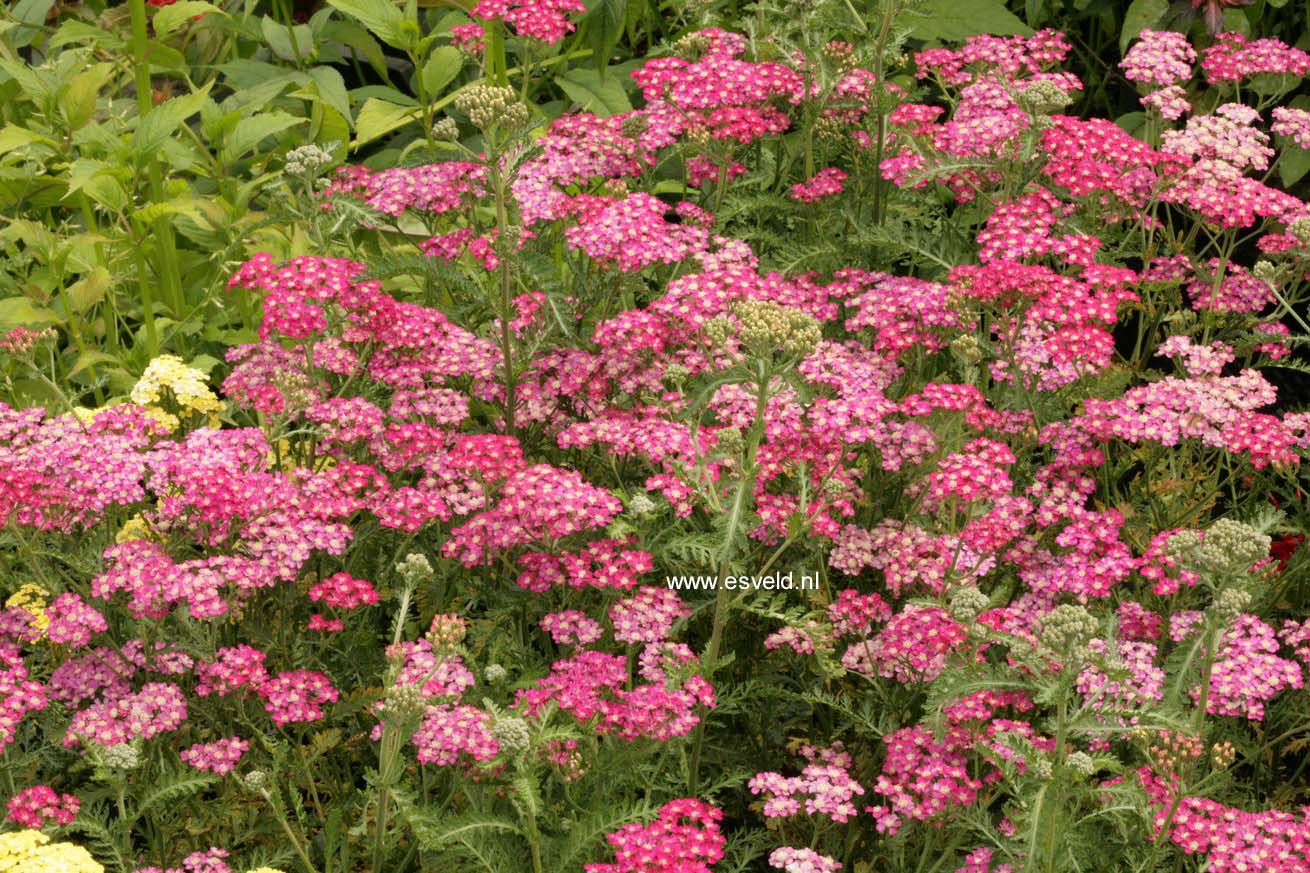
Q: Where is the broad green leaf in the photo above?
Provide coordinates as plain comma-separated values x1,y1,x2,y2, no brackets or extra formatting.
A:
557,67,632,116
0,297,58,330
351,84,417,106
303,66,353,127
910,0,1031,41
221,111,304,163
0,60,54,106
6,0,56,49
1119,0,1168,53
420,45,462,98
48,20,121,50
131,199,204,229
66,267,110,313
60,63,114,131
132,82,214,156
68,351,121,378
1277,142,1310,187
261,17,316,62
583,0,627,71
352,97,417,148
0,125,55,155
321,20,390,79
153,1,223,38
1277,96,1310,187
65,160,130,212
326,0,412,49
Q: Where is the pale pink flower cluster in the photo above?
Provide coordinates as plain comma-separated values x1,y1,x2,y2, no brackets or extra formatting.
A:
749,744,865,823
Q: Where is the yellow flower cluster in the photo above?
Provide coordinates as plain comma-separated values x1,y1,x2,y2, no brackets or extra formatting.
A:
0,830,103,873
4,584,49,634
130,355,222,429
246,868,286,873
115,513,156,544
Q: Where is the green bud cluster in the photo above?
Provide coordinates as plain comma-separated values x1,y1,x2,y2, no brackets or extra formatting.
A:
1065,751,1095,776
454,84,530,132
490,716,531,753
1039,604,1098,653
1196,518,1270,577
948,586,990,622
397,552,434,586
283,144,334,176
1018,80,1072,114
950,335,985,366
1212,588,1253,624
732,300,822,358
431,117,460,141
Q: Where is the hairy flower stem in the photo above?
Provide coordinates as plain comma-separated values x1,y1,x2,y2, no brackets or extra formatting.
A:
260,787,321,873
689,364,771,792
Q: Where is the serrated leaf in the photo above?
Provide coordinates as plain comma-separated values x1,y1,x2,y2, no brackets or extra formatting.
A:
0,125,55,155
6,0,55,48
420,45,462,98
261,17,316,62
221,111,304,163
351,97,416,149
153,1,222,38
557,67,631,116
60,63,114,131
305,66,353,128
910,0,1031,41
326,0,413,49
132,82,213,156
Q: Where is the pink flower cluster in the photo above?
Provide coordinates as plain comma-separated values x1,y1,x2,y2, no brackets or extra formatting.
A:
585,798,725,873
180,737,249,775
6,785,79,828
470,0,585,45
749,744,865,823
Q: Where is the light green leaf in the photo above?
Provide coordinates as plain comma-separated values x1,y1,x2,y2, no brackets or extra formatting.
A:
351,97,417,148
910,0,1032,41
326,0,413,49
420,45,462,98
0,298,58,330
65,160,130,213
1119,0,1168,54
0,125,55,155
131,199,204,228
132,82,214,156
6,0,56,48
60,63,114,131
66,267,110,313
304,66,353,127
221,111,304,163
152,1,223,38
261,17,316,62
557,67,631,116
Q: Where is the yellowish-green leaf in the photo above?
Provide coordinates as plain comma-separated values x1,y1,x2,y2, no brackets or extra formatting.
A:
420,46,462,98
152,1,224,38
351,98,417,149
0,125,55,156
60,63,115,131
66,267,111,313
